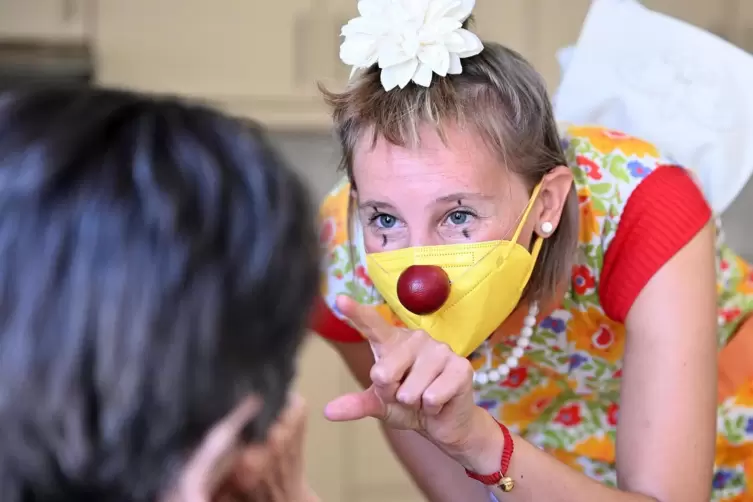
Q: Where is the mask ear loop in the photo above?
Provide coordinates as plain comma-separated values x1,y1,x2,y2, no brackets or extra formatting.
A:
511,182,545,284
511,182,544,249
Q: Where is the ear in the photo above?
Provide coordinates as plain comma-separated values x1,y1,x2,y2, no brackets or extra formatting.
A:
534,165,573,238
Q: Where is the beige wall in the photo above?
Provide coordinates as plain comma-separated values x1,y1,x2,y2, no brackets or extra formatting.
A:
5,0,749,128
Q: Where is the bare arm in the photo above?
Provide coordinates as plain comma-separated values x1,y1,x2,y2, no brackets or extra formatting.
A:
460,223,717,502
614,222,717,498
325,338,488,502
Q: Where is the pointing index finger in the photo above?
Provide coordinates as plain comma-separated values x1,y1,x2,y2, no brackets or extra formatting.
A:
335,295,396,350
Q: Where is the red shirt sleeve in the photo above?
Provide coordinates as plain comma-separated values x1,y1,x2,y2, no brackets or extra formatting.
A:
600,165,712,323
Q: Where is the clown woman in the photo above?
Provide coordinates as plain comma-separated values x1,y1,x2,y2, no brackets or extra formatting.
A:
312,1,753,500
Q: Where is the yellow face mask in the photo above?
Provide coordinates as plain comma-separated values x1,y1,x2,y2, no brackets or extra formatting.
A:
365,184,543,357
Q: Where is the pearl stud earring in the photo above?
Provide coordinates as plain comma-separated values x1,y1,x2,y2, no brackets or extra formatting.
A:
540,221,554,234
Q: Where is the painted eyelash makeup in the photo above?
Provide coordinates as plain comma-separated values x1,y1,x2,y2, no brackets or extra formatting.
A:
448,200,477,240
366,210,390,247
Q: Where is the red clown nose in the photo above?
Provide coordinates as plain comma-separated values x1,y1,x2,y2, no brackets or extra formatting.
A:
396,265,451,315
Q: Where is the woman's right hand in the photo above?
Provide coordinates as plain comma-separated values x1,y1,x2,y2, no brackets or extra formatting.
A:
323,296,500,474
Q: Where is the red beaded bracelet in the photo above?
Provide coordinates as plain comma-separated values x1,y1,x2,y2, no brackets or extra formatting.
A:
465,419,515,492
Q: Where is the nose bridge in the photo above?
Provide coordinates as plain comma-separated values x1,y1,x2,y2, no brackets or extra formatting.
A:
408,225,442,248
401,200,442,248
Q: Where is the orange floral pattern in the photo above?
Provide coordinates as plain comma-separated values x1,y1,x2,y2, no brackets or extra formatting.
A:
318,177,350,249
500,381,562,427
567,307,626,363
567,126,660,158
573,435,616,464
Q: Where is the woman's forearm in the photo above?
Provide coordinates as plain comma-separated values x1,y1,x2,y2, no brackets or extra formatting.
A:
487,438,656,502
462,408,661,502
384,416,655,502
381,425,490,502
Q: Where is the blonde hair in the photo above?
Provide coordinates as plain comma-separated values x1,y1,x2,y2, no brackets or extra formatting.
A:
321,41,578,302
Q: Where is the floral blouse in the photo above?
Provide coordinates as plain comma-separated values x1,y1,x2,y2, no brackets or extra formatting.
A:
314,125,753,501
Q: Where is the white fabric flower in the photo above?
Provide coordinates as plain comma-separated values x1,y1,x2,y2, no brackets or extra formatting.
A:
340,0,484,91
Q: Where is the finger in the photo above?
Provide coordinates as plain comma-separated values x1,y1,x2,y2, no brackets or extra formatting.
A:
421,357,474,416
211,480,239,502
395,341,452,409
271,394,308,480
256,470,286,502
201,396,261,463
233,393,308,493
324,386,386,422
247,420,289,500
181,396,261,496
336,295,396,350
273,392,308,434
369,332,424,387
281,394,308,460
263,436,289,502
371,381,400,408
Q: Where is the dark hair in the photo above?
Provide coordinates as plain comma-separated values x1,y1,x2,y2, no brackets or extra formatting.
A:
0,87,320,502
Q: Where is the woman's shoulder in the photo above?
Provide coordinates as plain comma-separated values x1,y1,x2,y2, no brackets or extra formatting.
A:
559,124,670,197
558,123,708,237
559,124,713,322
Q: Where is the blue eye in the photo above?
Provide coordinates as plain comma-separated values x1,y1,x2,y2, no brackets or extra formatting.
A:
447,210,471,225
376,214,397,229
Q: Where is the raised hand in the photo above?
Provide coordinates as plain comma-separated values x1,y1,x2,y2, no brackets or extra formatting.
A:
171,394,319,502
324,295,484,455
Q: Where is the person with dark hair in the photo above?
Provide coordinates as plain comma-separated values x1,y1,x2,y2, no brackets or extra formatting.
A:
0,87,321,502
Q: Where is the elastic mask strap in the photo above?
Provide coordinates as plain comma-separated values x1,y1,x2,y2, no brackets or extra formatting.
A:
511,182,544,244
518,184,544,284
524,235,544,281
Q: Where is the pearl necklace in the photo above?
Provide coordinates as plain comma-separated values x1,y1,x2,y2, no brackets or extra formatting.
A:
472,301,539,387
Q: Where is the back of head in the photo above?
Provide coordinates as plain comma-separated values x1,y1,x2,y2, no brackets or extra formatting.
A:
0,87,319,502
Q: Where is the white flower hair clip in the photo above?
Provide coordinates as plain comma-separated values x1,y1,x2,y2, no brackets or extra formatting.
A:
339,0,484,91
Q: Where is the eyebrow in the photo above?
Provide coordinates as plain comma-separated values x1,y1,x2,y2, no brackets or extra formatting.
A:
358,192,493,211
434,192,495,203
358,200,395,211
